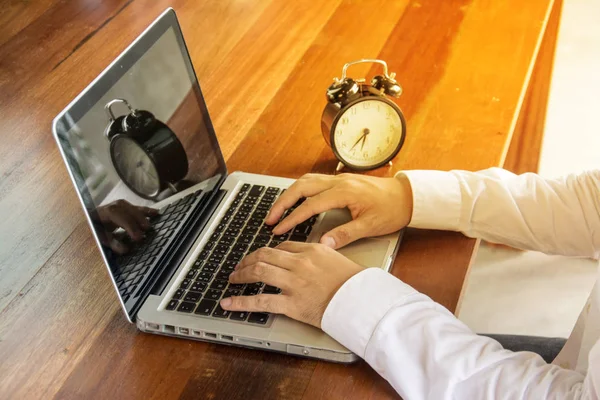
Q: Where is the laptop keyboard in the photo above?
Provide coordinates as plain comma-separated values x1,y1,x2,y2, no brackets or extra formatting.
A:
113,190,204,302
166,183,317,325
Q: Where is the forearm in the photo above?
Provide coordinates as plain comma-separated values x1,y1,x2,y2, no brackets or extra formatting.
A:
400,168,600,258
322,269,592,399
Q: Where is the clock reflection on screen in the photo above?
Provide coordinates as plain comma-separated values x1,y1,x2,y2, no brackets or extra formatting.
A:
104,98,189,200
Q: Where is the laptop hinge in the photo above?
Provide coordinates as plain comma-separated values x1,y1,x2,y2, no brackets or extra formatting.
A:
130,188,227,320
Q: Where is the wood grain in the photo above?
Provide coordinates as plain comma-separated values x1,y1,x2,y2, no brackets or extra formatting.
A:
0,0,558,398
503,0,563,174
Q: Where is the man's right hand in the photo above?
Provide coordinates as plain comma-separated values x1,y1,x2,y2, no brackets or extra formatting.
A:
265,173,414,249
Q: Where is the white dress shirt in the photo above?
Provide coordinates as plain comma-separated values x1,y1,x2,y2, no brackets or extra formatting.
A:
322,168,600,399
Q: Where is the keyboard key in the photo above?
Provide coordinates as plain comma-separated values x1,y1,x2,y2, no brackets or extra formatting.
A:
208,254,224,264
205,289,223,301
229,311,249,321
248,313,269,324
240,183,251,192
239,235,253,245
290,234,307,242
210,279,228,290
219,236,235,246
173,289,185,300
259,225,274,235
194,299,217,315
246,219,262,228
266,187,280,195
248,243,263,252
263,285,281,294
216,270,233,280
212,305,230,318
227,251,245,263
268,241,282,248
224,227,241,237
254,234,271,244
272,234,289,242
256,203,271,211
223,288,241,298
190,281,207,292
197,271,214,282
202,262,219,273
184,291,202,302
243,286,260,296
233,243,249,253
242,226,259,235
228,283,245,290
213,244,230,256
251,210,268,220
249,185,265,197
186,270,198,279
294,224,313,236
166,299,179,310
179,279,192,290
177,301,196,313
199,249,210,259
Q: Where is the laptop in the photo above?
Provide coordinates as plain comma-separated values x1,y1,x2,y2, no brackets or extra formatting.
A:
52,8,402,363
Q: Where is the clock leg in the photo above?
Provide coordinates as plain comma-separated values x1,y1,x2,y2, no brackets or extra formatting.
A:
335,162,345,174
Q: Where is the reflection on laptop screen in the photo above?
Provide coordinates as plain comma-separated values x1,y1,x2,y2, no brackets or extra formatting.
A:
53,15,227,318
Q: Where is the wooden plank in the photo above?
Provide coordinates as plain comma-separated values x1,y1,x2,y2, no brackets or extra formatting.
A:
503,0,563,174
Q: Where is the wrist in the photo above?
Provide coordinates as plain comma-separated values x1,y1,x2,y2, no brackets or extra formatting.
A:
394,173,414,226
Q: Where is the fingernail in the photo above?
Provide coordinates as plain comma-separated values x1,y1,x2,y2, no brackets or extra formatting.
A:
229,271,236,280
321,236,336,248
221,298,232,307
234,263,240,271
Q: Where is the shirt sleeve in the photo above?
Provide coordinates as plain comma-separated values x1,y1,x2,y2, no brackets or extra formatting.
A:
402,168,600,258
321,168,600,399
322,268,595,400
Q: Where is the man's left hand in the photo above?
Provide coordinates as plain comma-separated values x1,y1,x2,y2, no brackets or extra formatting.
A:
220,242,365,328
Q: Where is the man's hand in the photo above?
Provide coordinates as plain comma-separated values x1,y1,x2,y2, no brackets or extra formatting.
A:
265,173,413,249
220,242,365,328
96,199,158,253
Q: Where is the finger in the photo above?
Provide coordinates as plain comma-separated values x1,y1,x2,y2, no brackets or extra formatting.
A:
123,203,152,230
138,206,159,217
238,247,298,271
272,190,346,235
229,262,293,291
110,211,145,241
220,294,287,314
266,175,335,225
320,218,370,249
98,231,129,254
275,240,316,253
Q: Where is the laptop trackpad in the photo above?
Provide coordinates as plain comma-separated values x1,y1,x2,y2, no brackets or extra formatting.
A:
319,209,389,268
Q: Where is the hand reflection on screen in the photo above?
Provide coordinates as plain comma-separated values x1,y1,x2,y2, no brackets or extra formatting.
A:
96,199,158,254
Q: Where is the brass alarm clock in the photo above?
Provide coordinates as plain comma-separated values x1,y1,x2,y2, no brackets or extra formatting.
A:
321,59,406,171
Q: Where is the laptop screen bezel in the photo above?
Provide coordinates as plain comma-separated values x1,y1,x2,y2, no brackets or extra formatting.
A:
51,8,228,322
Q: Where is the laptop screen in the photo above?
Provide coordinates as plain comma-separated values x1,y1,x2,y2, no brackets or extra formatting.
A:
53,10,227,320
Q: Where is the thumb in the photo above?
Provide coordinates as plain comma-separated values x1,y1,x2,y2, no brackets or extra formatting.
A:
320,219,369,249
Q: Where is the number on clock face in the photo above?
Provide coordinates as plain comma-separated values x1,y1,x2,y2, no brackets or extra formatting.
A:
332,99,404,168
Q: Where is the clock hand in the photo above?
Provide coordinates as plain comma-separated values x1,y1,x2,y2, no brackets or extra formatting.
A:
350,133,366,151
360,134,367,151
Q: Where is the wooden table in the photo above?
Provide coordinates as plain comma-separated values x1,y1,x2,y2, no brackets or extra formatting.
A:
0,0,561,398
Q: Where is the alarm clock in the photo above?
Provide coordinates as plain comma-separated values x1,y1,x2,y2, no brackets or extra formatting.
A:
321,59,406,171
104,98,189,199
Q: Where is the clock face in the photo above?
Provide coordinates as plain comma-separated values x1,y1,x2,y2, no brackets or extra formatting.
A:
332,98,405,169
111,136,161,197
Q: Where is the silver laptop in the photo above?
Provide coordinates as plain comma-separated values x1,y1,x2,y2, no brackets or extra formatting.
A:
52,8,402,363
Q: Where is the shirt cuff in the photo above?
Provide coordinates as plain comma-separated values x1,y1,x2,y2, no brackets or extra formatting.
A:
396,170,462,231
322,268,417,357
